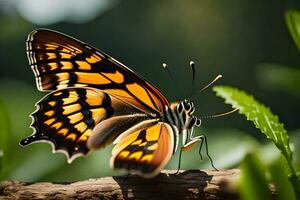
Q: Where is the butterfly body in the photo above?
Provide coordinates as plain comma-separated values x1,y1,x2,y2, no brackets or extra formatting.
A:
20,29,206,178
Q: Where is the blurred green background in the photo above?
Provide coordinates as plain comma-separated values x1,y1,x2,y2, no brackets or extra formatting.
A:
0,0,299,182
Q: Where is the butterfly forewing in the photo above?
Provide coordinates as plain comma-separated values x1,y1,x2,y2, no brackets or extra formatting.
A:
26,29,169,114
111,122,174,178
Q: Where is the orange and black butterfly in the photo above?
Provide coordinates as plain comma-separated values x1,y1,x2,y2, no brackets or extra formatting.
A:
20,29,235,178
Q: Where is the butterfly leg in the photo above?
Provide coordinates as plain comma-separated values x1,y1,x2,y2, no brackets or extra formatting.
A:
174,129,202,174
174,130,218,174
193,134,218,171
183,130,218,171
174,148,183,175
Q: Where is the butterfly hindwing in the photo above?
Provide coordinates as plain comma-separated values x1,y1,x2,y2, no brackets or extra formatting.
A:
26,29,169,114
20,87,149,162
110,122,174,178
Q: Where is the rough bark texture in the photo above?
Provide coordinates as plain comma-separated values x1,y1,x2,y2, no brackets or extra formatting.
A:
0,169,274,200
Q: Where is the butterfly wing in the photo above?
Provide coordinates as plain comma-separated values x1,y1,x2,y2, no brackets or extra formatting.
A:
26,29,169,114
110,122,174,178
20,87,150,162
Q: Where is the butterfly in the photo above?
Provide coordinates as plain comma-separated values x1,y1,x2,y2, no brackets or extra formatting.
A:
20,29,235,178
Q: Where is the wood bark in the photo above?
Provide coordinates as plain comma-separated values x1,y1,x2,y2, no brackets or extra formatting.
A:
0,169,274,200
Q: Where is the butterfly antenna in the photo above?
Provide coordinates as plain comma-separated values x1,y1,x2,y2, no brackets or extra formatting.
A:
189,61,196,90
190,74,222,98
199,108,239,119
162,63,178,87
199,74,222,92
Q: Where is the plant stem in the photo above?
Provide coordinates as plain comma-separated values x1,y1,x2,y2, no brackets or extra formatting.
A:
283,150,300,199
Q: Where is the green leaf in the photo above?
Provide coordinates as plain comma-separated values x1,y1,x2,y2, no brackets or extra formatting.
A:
239,153,271,200
285,10,300,52
290,129,300,169
213,86,292,159
213,86,300,198
269,156,296,200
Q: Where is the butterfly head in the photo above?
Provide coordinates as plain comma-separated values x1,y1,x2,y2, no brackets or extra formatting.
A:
177,99,201,129
178,99,195,115
169,99,201,132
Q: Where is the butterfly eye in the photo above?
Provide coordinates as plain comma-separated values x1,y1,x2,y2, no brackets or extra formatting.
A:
183,102,190,110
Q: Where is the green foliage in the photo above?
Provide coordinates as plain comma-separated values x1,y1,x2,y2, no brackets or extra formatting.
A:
290,130,300,167
285,10,300,52
0,98,11,180
256,63,300,97
213,86,292,159
269,156,296,200
0,150,2,174
239,153,270,200
240,153,296,200
213,86,300,199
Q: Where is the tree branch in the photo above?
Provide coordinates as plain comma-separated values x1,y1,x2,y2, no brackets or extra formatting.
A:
0,169,275,200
